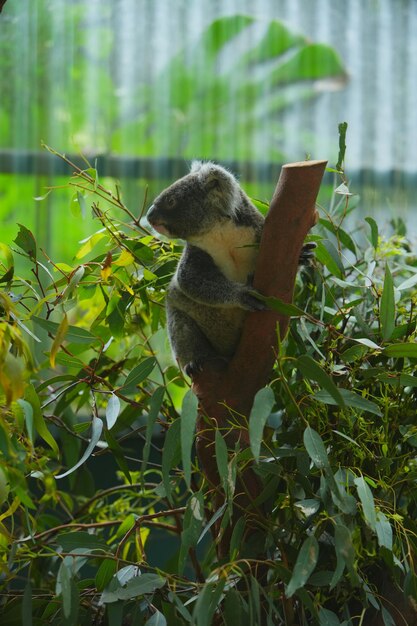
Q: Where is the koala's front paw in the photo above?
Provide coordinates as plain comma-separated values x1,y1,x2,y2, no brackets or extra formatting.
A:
299,242,317,266
238,287,267,311
184,359,204,378
184,356,229,377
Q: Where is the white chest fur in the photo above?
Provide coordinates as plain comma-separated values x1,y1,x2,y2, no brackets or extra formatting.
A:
189,222,258,283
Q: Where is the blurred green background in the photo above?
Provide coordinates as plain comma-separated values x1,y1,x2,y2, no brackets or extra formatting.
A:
1,0,416,263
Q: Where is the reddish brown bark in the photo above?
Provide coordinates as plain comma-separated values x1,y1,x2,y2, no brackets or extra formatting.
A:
192,160,327,529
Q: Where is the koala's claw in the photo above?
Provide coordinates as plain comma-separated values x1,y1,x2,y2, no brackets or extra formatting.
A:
299,242,317,266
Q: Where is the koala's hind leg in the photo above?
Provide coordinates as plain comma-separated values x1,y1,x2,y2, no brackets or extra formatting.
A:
167,308,220,377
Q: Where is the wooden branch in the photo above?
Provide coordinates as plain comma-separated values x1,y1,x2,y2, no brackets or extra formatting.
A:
192,160,327,534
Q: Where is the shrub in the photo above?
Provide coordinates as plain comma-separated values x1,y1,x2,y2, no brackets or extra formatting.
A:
0,145,417,625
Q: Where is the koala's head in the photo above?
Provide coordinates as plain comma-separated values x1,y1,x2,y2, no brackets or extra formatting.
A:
147,161,240,240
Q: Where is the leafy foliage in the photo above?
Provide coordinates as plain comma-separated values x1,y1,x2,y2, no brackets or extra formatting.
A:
1,144,417,625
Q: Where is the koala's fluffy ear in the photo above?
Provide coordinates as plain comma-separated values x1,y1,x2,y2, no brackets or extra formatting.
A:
191,161,236,192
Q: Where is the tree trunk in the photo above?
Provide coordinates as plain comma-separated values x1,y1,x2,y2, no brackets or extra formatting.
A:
192,160,327,552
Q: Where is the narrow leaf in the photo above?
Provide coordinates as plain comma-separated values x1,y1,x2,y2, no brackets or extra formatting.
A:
180,390,198,488
50,313,69,368
375,511,393,550
24,383,59,454
380,264,395,341
215,429,228,482
286,535,319,597
56,416,103,479
354,476,377,531
122,357,156,391
161,419,181,504
365,217,379,249
142,387,165,475
22,582,33,626
105,394,121,430
249,387,275,462
314,388,382,417
31,316,99,344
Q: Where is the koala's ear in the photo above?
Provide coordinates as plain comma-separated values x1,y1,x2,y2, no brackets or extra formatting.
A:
192,161,235,192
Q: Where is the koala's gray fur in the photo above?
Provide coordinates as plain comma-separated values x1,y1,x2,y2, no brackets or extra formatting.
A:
147,161,313,376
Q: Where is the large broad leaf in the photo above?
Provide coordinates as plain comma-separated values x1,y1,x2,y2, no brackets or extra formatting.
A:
271,43,345,85
286,535,319,597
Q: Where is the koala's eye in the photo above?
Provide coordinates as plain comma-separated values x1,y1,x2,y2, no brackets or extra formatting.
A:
166,196,176,209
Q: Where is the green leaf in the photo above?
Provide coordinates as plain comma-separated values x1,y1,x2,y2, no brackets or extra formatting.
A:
375,512,393,550
22,582,33,626
249,386,275,462
142,387,165,475
319,607,341,626
180,390,198,488
365,217,379,249
60,562,72,619
56,416,103,479
197,502,227,545
383,343,417,358
193,580,226,626
215,428,228,482
303,427,330,470
31,316,99,344
161,419,181,504
286,535,319,597
380,264,395,341
178,491,204,574
50,313,69,368
102,573,166,603
56,531,108,551
146,610,167,626
354,476,377,531
105,393,121,430
314,388,382,417
198,15,255,63
24,383,59,454
315,240,344,278
298,355,345,406
14,224,37,260
122,357,156,391
331,523,357,589
260,295,305,317
95,558,118,592
271,43,345,84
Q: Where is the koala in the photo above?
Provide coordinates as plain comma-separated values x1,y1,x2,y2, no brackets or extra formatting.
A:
147,161,314,376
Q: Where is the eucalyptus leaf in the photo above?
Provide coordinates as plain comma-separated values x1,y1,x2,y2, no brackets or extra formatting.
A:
354,476,377,531
249,386,275,462
298,355,345,406
314,388,382,417
105,393,121,430
122,357,157,391
55,416,103,479
303,427,330,470
286,535,319,597
180,389,198,488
